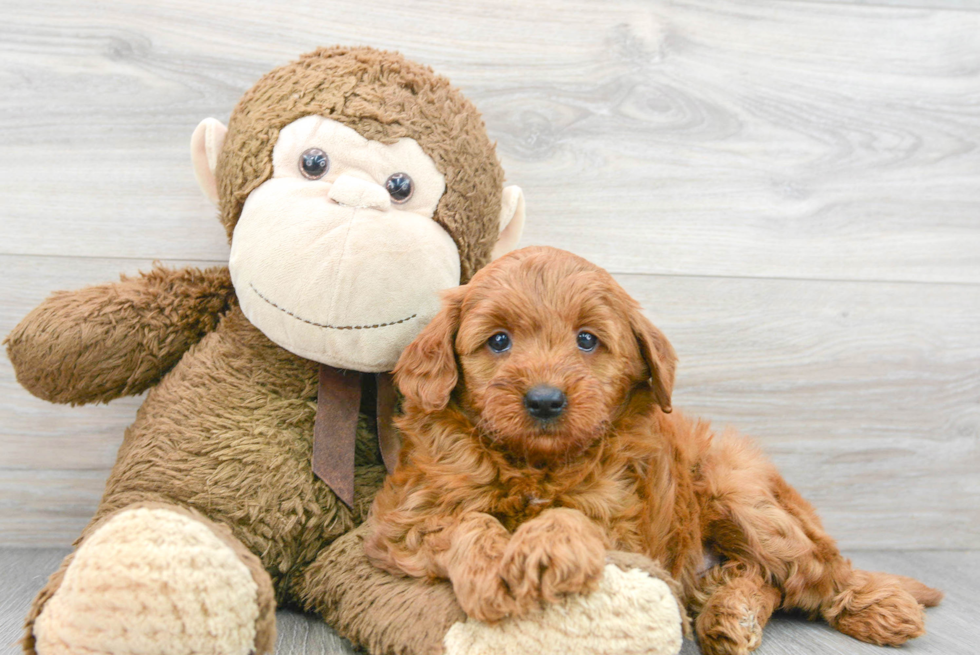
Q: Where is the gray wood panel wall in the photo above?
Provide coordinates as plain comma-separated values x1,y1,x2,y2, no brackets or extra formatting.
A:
1,0,977,548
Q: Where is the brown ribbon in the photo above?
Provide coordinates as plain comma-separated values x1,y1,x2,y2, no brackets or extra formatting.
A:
376,371,400,475
313,364,400,508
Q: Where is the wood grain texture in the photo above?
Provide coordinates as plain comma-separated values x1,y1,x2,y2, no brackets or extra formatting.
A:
793,0,980,10
274,611,358,655
1,548,974,655
1,0,978,281
0,548,66,653
0,0,978,550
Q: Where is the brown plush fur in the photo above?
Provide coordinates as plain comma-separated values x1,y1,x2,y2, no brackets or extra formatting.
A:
6,266,235,405
14,297,388,652
298,524,468,655
218,46,505,282
366,246,943,654
6,46,510,655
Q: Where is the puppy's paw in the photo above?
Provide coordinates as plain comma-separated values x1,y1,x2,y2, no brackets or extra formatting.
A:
826,570,926,646
693,567,780,655
696,604,764,655
499,508,606,611
453,565,520,624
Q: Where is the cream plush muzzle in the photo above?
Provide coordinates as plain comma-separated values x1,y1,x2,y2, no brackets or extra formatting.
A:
228,116,459,371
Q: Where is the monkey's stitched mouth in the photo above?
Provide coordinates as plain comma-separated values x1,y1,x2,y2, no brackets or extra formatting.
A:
249,283,417,330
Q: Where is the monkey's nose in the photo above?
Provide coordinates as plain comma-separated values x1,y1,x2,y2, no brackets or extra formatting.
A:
524,385,567,420
328,175,391,211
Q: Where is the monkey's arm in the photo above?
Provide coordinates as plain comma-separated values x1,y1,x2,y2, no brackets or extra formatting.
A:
5,265,234,405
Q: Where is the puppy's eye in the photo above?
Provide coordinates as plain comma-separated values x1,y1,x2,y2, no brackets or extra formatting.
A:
487,332,511,353
577,331,598,352
299,148,329,179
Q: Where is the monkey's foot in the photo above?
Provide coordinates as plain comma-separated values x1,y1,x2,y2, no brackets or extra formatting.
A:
444,562,684,655
33,506,275,655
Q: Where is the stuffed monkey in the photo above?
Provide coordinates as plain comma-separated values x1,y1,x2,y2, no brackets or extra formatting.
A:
7,46,685,655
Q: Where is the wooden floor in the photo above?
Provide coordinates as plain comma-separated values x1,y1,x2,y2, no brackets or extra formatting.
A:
2,548,975,655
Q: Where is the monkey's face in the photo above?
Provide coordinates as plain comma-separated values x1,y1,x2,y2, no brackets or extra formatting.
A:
229,116,460,372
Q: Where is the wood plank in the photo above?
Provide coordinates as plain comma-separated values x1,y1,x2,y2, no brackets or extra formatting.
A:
0,548,68,651
0,471,110,547
792,0,980,11
2,254,976,548
0,148,232,262
1,548,974,655
0,0,977,283
275,611,357,655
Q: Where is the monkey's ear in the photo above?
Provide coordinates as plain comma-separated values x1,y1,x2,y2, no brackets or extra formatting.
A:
490,186,525,260
190,118,228,206
629,308,677,414
394,286,466,413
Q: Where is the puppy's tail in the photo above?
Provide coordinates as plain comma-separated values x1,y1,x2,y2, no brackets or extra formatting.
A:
893,573,944,607
822,568,942,647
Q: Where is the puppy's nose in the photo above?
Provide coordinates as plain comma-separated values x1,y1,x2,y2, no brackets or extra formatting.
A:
524,385,567,420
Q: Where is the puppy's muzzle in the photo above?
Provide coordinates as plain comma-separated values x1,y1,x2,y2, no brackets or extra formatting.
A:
524,385,567,420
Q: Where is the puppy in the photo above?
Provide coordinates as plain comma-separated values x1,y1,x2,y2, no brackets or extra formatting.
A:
365,246,941,654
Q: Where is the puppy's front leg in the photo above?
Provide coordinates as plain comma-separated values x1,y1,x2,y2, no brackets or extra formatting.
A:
437,512,523,623
499,507,608,608
368,508,520,622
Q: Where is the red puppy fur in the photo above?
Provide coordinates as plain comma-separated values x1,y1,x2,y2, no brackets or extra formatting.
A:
365,247,942,654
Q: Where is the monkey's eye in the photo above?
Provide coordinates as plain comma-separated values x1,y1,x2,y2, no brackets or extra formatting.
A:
487,332,511,353
577,331,598,352
385,173,414,203
299,148,329,179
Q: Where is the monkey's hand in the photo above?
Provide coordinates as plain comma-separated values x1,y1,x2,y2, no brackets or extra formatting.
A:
5,265,234,404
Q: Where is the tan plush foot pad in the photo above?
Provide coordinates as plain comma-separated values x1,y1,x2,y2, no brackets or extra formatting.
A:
444,563,683,655
34,507,260,655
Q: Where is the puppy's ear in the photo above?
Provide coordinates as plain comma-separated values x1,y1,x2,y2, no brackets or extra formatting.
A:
394,286,466,412
629,308,677,413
